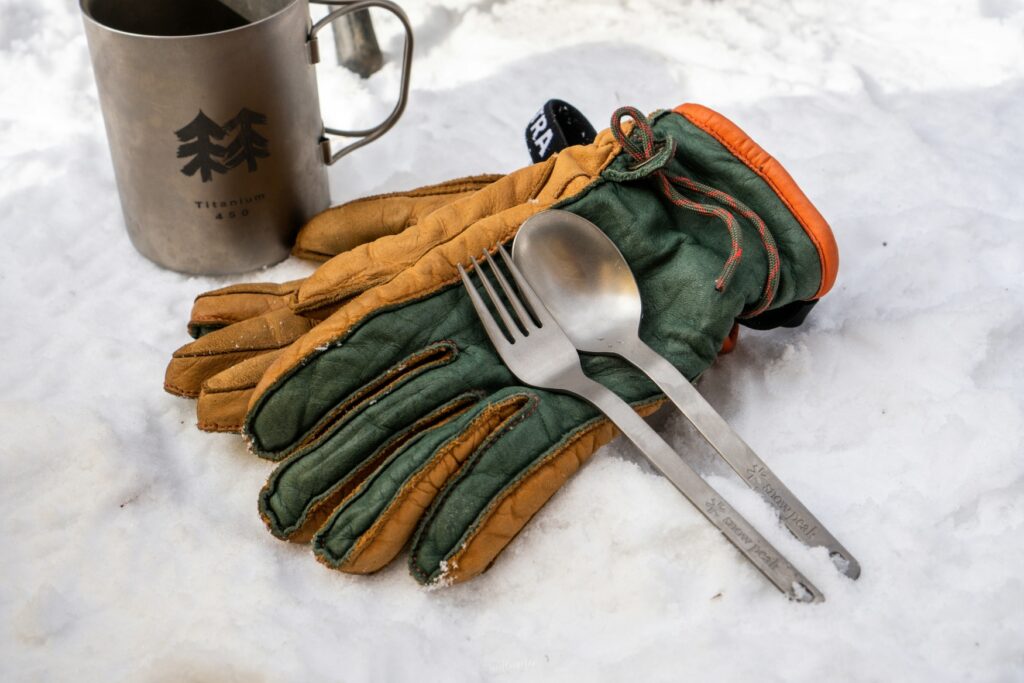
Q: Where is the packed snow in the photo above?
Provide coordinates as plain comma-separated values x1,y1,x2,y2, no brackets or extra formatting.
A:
3,0,1024,680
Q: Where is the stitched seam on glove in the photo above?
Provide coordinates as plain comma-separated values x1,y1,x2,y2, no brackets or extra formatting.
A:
171,340,296,359
193,283,298,299
263,341,458,459
164,349,271,396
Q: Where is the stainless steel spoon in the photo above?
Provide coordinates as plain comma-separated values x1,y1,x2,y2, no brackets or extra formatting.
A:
512,209,860,579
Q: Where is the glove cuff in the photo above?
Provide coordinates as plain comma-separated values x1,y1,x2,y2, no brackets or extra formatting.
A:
675,103,838,300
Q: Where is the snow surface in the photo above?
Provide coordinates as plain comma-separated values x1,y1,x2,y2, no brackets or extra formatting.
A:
3,0,1024,680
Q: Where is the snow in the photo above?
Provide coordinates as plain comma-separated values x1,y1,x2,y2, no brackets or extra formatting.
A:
3,0,1024,680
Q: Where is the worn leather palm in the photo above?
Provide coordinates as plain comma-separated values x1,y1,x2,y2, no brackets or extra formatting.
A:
165,104,838,585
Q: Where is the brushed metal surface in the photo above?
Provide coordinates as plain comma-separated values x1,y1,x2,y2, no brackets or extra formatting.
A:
81,0,411,274
461,245,824,602
513,209,860,580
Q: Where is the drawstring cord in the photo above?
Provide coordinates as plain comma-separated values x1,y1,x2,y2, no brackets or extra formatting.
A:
610,107,781,318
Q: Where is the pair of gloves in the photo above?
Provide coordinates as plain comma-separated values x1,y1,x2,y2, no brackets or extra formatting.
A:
165,102,837,586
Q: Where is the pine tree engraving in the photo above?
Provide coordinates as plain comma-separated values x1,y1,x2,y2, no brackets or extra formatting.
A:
223,108,270,172
175,111,228,182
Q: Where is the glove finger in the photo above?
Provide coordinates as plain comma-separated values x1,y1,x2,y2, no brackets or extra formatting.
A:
186,280,303,338
292,175,504,262
288,140,616,316
409,390,664,586
194,349,284,433
164,307,314,398
257,353,509,543
245,277,502,457
310,388,537,575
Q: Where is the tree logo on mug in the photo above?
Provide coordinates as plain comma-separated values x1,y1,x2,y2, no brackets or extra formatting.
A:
175,109,270,182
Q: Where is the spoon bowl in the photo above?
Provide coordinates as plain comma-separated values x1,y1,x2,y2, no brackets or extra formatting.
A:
512,210,643,354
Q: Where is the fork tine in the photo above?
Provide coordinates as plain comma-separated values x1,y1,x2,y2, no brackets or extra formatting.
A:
472,253,523,340
458,263,514,350
497,245,556,328
483,249,535,333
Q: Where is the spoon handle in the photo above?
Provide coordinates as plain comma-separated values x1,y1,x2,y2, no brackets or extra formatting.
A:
622,340,861,579
568,371,823,603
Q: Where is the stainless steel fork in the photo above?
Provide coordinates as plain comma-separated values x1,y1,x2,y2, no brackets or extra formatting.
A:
458,246,824,602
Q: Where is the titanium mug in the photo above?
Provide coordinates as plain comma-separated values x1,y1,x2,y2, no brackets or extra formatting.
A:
81,0,413,275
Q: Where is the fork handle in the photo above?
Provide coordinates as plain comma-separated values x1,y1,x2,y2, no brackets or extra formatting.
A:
567,370,824,602
621,340,860,580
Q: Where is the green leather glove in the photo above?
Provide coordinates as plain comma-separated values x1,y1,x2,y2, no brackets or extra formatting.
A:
177,103,838,585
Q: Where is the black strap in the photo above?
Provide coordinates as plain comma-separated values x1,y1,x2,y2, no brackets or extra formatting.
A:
525,99,598,163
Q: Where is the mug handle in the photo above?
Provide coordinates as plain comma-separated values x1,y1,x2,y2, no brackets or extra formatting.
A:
308,0,414,165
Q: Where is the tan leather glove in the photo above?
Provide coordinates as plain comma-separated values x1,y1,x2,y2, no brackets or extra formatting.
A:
165,174,502,429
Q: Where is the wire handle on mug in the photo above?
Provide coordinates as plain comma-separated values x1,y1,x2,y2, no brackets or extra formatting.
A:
309,0,414,164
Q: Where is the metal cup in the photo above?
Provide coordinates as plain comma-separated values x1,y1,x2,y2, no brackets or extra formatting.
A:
81,0,413,275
